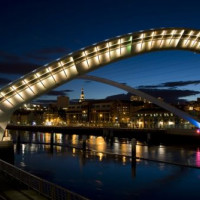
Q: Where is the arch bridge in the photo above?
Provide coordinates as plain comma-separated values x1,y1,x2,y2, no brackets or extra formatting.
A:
1,27,200,140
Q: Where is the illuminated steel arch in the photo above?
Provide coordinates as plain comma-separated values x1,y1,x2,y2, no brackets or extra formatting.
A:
1,27,200,139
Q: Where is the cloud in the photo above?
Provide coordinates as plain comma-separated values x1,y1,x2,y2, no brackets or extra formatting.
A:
35,47,70,55
0,61,40,74
106,88,200,103
162,80,200,87
139,88,200,103
84,80,92,84
0,47,71,75
0,50,21,62
0,77,12,85
138,80,200,89
46,89,74,96
26,47,70,61
33,99,56,104
25,55,50,61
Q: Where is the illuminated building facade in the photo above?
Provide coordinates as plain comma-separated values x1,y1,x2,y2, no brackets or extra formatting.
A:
10,105,44,125
132,107,177,129
66,99,143,127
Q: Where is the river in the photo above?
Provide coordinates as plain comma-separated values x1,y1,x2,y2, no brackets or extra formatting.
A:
9,130,200,200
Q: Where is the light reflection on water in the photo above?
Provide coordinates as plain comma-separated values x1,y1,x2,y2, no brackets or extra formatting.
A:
11,130,200,167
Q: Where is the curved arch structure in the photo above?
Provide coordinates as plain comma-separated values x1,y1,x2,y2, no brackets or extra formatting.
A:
1,27,200,139
78,75,200,129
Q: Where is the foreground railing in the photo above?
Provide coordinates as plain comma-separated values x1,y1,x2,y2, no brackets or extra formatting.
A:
0,159,88,200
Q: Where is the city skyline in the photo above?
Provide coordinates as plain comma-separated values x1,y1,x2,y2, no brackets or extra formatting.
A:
1,0,200,102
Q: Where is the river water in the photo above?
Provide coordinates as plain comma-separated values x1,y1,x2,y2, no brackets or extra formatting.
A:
9,130,200,200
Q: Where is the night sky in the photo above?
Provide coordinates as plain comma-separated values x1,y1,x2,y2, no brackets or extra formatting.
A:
1,0,200,103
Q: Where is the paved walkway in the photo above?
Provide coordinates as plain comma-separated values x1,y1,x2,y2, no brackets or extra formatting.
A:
0,173,47,200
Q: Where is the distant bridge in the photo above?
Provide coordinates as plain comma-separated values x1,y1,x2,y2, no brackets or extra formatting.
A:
1,27,200,140
78,75,200,128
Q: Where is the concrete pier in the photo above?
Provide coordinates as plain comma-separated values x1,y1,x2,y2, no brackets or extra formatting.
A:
0,141,14,164
82,135,87,150
131,138,136,158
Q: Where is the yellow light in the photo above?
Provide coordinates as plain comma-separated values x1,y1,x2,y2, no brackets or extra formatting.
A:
189,31,194,36
97,152,103,161
36,73,40,78
122,156,126,164
140,33,145,39
69,57,74,62
72,148,76,154
0,92,5,97
151,31,155,36
12,85,17,90
96,137,106,152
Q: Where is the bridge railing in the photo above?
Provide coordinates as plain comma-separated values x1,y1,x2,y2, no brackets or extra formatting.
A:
0,159,88,200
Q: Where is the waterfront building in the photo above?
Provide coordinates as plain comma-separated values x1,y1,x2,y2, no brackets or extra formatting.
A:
66,99,143,127
57,96,69,109
10,109,44,125
131,105,192,129
9,97,196,129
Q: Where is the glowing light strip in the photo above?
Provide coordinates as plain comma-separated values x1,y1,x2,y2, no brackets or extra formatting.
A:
150,31,155,47
119,38,122,55
12,86,24,100
169,30,176,45
107,42,111,60
191,32,200,47
35,73,46,88
140,33,145,49
59,62,68,78
185,31,194,46
160,31,166,47
23,80,35,94
0,92,13,106
83,51,90,67
175,30,185,47
95,46,101,63
47,68,57,83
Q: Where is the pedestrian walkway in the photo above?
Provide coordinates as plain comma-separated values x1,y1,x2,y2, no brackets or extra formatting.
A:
0,173,47,200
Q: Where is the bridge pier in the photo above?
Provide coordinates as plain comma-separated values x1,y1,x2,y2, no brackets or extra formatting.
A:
0,140,14,164
131,138,136,158
16,131,21,153
0,122,7,141
147,133,151,144
50,132,54,153
131,158,136,178
0,111,13,141
82,135,87,150
103,128,114,144
0,114,13,162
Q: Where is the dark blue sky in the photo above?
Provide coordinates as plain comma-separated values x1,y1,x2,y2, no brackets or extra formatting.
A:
1,0,200,102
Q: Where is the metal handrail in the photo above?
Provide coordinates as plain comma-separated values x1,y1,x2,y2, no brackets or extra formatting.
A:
0,159,89,200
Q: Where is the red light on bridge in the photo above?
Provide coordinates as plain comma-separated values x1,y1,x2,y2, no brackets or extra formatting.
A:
196,129,200,134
